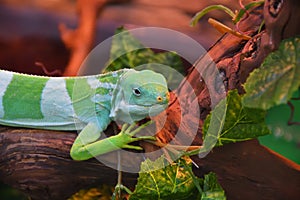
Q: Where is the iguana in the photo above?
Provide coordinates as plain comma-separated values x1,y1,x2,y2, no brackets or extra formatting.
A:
0,68,169,161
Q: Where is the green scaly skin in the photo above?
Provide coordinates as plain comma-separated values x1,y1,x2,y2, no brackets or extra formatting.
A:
0,69,169,160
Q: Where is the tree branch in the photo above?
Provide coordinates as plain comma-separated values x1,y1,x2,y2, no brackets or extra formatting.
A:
60,0,108,76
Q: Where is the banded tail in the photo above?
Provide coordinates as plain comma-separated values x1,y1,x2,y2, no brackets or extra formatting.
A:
0,69,124,130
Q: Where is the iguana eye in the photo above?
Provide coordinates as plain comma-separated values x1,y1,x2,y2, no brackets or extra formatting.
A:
132,88,141,96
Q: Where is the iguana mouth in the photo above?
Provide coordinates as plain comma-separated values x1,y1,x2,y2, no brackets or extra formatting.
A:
136,103,166,107
131,104,168,115
135,98,169,107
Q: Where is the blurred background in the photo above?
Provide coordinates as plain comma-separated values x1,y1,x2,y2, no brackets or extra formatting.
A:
0,0,238,74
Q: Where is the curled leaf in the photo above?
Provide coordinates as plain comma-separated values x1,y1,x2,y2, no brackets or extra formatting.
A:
190,5,235,27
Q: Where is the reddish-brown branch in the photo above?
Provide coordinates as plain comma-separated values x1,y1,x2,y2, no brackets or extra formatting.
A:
60,0,132,76
60,0,107,76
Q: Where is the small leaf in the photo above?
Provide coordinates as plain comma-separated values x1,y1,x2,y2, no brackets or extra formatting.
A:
201,172,226,200
203,90,270,146
105,27,185,76
243,37,300,110
105,27,151,71
129,156,198,200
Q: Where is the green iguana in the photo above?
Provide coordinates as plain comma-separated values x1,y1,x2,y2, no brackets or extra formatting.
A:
0,69,169,161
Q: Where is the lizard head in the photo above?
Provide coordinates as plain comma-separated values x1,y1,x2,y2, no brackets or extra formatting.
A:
110,69,169,123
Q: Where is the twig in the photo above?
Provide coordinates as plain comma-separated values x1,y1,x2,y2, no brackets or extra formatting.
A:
287,95,300,126
35,62,62,76
59,0,108,76
146,139,202,152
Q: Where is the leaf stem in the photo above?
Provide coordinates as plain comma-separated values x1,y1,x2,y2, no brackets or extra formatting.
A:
146,140,202,151
190,5,235,27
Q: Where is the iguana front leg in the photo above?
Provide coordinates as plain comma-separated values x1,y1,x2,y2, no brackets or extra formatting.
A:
70,121,155,161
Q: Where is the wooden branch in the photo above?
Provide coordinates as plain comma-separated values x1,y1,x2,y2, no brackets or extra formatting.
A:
1,1,300,200
194,140,300,200
0,127,138,200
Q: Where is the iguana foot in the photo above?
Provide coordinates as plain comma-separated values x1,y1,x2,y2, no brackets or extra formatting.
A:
117,121,156,150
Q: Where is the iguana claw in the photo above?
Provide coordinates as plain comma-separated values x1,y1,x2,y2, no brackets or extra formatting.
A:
118,121,156,150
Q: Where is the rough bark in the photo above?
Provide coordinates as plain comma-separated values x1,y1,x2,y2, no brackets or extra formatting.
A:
1,0,300,199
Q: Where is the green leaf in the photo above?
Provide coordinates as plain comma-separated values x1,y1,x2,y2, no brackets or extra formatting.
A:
190,1,263,27
196,94,227,156
203,90,270,146
201,172,226,200
243,37,300,110
190,5,235,27
105,27,150,71
129,156,227,200
129,156,198,200
105,27,185,76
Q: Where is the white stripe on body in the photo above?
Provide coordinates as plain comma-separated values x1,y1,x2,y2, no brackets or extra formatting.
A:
40,78,79,129
0,71,13,118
